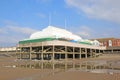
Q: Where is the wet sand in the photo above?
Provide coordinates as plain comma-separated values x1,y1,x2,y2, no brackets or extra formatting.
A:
0,54,120,80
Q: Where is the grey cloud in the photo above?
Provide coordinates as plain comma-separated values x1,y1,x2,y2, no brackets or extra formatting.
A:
7,26,38,35
71,25,120,39
0,25,38,46
65,0,120,23
71,26,93,39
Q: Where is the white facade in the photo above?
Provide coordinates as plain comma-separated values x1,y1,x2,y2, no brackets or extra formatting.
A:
30,26,82,41
29,26,101,46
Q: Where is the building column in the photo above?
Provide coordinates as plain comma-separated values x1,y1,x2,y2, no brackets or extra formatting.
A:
20,47,22,60
79,48,81,59
52,45,55,62
30,46,32,60
73,47,75,60
99,50,100,53
89,49,92,58
85,48,87,58
91,49,93,58
112,49,113,53
16,47,18,59
39,54,41,60
65,46,67,61
94,49,97,58
92,49,95,57
41,43,44,61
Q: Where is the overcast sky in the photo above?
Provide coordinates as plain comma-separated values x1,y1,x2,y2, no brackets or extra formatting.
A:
0,0,120,47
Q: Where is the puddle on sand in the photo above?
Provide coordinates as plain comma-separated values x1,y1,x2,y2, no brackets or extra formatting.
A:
3,60,120,80
16,60,120,74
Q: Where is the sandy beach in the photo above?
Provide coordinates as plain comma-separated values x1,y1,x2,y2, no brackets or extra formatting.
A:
0,54,120,80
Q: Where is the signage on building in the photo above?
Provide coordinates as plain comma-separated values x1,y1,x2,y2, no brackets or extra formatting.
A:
108,40,112,47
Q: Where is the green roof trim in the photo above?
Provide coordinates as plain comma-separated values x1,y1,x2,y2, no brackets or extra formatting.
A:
19,38,92,45
79,42,92,45
19,38,56,44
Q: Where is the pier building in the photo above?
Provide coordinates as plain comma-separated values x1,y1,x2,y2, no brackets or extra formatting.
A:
16,26,106,61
